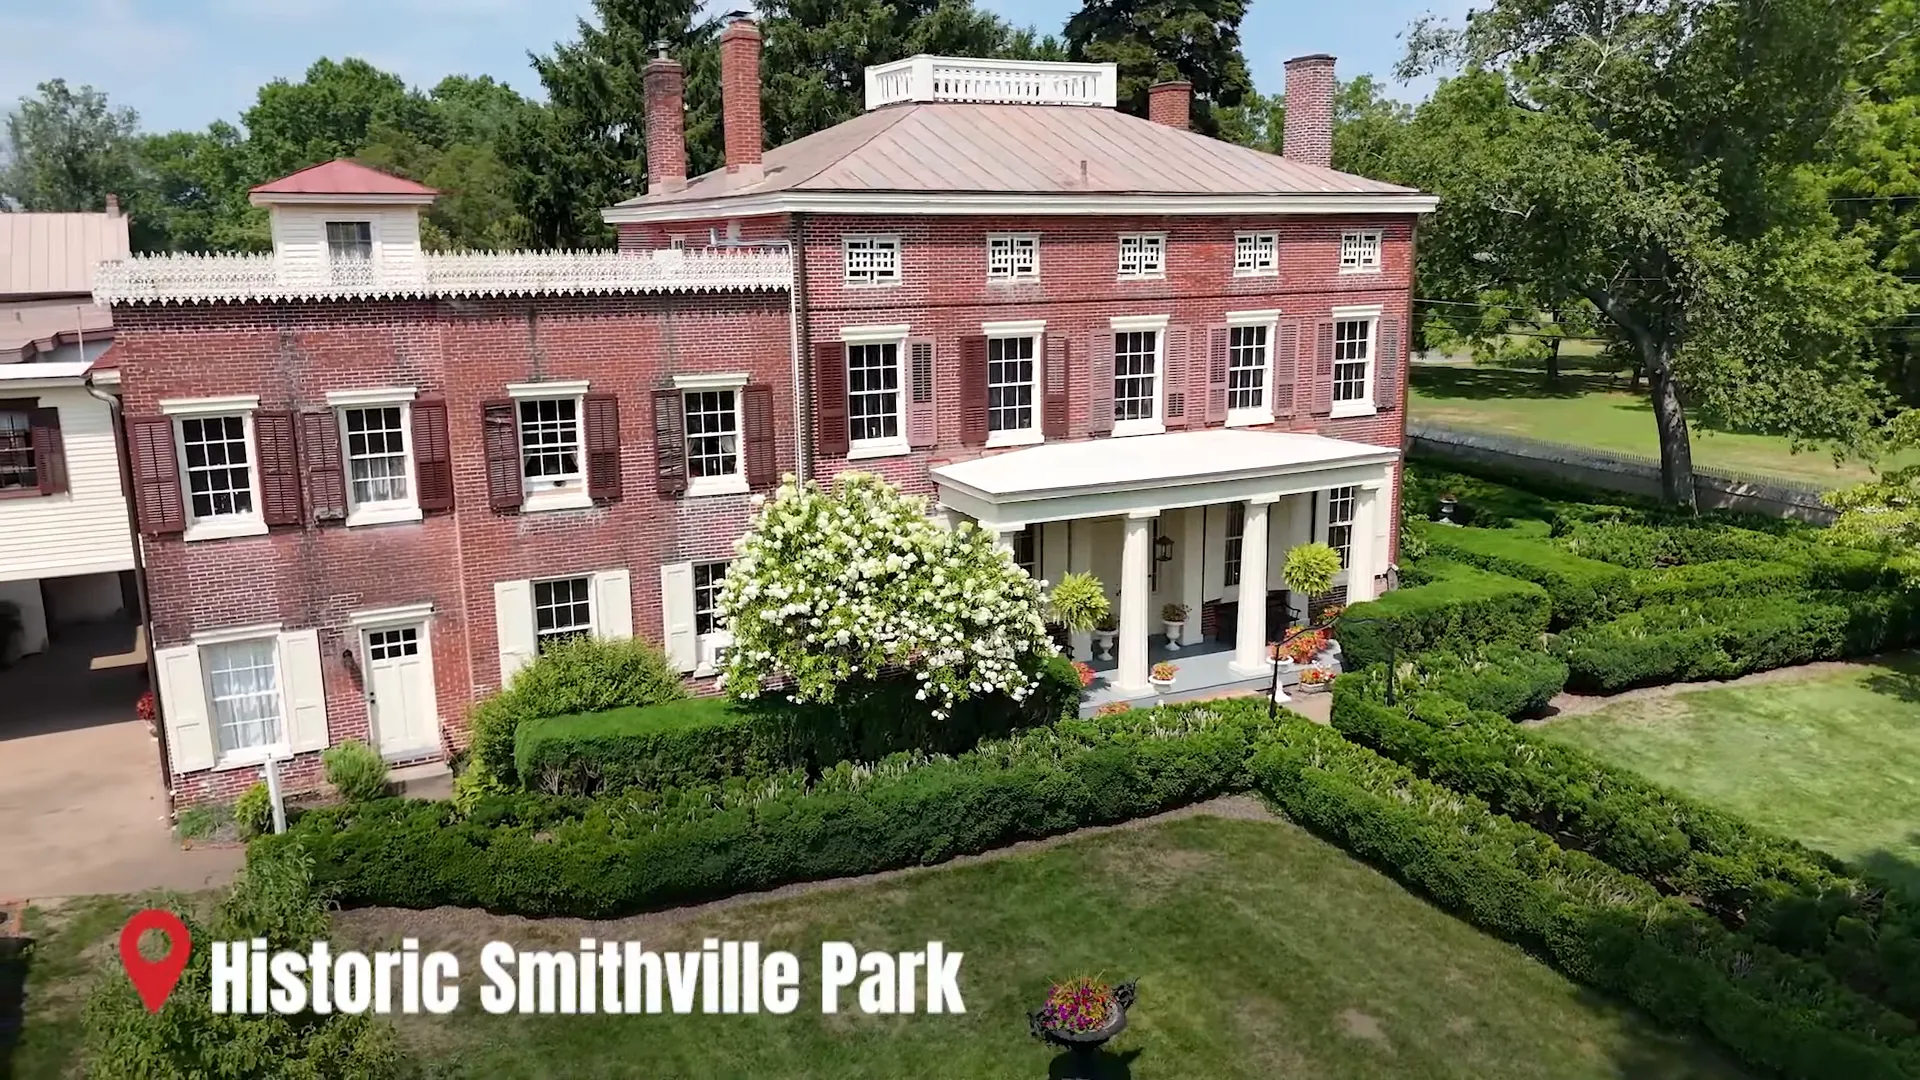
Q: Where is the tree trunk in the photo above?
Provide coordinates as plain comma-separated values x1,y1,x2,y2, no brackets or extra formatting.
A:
1648,364,1696,510
1628,363,1644,392
1545,336,1562,384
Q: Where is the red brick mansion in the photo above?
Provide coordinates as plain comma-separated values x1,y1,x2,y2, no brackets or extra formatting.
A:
95,17,1435,803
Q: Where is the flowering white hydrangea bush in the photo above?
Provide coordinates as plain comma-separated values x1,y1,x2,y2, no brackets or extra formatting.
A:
715,471,1055,717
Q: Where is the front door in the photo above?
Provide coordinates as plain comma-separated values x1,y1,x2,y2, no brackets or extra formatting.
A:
363,624,438,758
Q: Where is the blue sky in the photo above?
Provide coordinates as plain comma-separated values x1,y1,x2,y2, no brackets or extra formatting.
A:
0,0,1471,136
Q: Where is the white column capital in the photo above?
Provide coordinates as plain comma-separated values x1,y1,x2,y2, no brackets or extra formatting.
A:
1127,507,1163,520
1360,479,1387,493
1248,493,1282,507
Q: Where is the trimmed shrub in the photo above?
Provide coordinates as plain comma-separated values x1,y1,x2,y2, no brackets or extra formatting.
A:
469,636,688,786
257,699,1274,918
1336,560,1550,668
1555,519,1800,569
322,739,390,802
1417,522,1633,629
1251,725,1920,1080
234,782,273,838
1405,645,1568,718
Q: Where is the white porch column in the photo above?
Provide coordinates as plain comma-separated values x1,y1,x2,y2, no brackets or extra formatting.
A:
1347,483,1384,602
932,506,956,530
1068,520,1094,661
1116,509,1158,695
994,527,1019,557
1231,495,1280,676
1176,506,1205,646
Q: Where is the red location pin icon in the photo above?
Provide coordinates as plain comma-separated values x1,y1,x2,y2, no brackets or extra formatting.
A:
119,909,191,1013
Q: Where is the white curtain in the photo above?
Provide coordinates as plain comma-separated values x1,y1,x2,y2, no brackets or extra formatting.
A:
206,640,282,753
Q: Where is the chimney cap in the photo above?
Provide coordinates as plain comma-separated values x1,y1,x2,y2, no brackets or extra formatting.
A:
651,39,672,60
1149,79,1192,89
1285,53,1336,66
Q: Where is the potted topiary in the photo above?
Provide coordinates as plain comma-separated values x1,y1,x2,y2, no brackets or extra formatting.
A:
1092,610,1120,661
1030,976,1137,1077
1048,572,1111,661
1149,661,1177,693
1160,602,1189,650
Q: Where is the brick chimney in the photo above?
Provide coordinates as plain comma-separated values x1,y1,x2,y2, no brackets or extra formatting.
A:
1147,81,1191,130
720,16,764,184
1283,54,1336,170
644,46,687,194
104,193,121,216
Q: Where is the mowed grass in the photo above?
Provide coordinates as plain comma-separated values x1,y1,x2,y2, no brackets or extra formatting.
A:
1540,657,1920,893
324,810,1747,1080
1408,360,1920,486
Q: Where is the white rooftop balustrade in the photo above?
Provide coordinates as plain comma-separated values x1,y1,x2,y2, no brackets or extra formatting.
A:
864,56,1118,110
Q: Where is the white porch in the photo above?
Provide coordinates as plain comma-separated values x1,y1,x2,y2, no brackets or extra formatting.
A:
932,429,1398,701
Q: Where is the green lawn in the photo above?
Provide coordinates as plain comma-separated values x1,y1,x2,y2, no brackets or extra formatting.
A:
1408,361,1920,486
1540,657,1920,892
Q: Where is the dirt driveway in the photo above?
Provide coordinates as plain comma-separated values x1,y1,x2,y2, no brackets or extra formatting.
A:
0,623,240,899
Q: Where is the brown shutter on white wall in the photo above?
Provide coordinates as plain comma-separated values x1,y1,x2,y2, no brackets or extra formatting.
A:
299,410,347,522
1043,333,1069,438
1311,320,1336,416
1164,325,1191,428
1086,330,1115,435
130,415,185,536
255,410,303,526
411,398,454,512
649,389,685,498
584,392,623,501
1274,320,1302,418
28,407,66,495
958,335,989,447
742,383,777,488
482,399,523,511
1206,326,1230,424
906,337,937,448
1375,315,1402,411
814,341,849,458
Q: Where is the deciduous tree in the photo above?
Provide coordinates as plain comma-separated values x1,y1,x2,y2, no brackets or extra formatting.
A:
0,79,140,213
1064,0,1252,136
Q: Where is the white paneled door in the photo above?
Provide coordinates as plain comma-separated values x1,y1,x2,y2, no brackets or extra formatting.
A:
363,623,438,758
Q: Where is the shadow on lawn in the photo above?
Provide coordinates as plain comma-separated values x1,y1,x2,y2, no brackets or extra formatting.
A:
1046,1047,1139,1079
1859,661,1920,706
1410,365,1629,403
1853,837,1920,897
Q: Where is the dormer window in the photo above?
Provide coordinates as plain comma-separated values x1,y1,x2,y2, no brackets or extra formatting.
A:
326,221,373,262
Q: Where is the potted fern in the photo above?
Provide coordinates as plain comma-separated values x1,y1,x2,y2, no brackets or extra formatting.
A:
1047,572,1110,661
1159,602,1188,650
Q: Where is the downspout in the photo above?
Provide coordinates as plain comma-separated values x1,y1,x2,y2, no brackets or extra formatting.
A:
85,372,169,795
789,214,812,481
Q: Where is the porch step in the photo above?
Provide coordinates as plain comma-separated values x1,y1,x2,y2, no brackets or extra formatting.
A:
389,761,454,801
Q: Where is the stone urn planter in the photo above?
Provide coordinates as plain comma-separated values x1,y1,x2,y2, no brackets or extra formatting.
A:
1091,626,1118,662
1297,669,1333,695
1160,604,1189,651
1030,979,1137,1079
1149,662,1177,694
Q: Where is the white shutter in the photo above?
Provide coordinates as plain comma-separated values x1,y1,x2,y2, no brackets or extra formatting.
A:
593,569,633,641
154,644,216,773
280,629,329,752
493,579,536,686
659,561,697,672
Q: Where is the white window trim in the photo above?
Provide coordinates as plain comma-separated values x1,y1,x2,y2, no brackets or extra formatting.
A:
533,574,597,644
691,559,732,677
506,380,591,400
191,621,286,645
175,408,267,542
509,383,591,510
1318,486,1360,584
349,602,435,629
842,326,910,458
1233,231,1279,277
337,398,422,528
1109,313,1169,438
1224,309,1280,428
1330,304,1383,419
201,633,292,770
986,233,1040,282
678,373,750,497
325,218,379,264
1339,229,1384,274
983,320,1046,449
842,234,902,287
1116,233,1167,280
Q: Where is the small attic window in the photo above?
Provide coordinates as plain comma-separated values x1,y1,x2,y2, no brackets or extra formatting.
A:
326,222,373,263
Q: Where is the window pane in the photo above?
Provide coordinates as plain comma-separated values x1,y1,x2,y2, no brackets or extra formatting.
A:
344,406,410,505
1327,487,1356,568
684,390,740,479
518,398,581,482
0,411,36,491
533,577,593,650
326,221,372,262
207,640,281,754
1333,320,1372,403
1224,502,1245,587
180,414,253,520
694,561,729,636
1228,325,1268,411
1113,330,1158,422
987,335,1036,433
847,343,901,443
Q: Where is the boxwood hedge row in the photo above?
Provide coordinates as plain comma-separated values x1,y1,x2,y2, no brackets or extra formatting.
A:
1335,560,1551,669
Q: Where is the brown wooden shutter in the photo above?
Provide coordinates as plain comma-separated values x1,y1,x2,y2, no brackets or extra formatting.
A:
1273,320,1301,419
1042,333,1069,438
1206,326,1230,424
650,389,686,497
958,335,990,447
1087,330,1115,435
1375,315,1402,411
814,341,849,458
299,411,347,522
742,383,777,488
906,338,937,448
255,410,302,526
584,393,623,501
411,398,453,512
1312,320,1336,416
1164,325,1191,428
28,407,66,495
482,399,523,511
129,415,185,536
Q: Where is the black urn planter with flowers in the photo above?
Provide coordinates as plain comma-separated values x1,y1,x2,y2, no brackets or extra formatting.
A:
1029,978,1137,1078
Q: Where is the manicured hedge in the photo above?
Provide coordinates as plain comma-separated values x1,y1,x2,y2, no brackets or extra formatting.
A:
1416,522,1633,629
1252,722,1920,1080
1329,674,1920,1021
1555,519,1801,568
1336,560,1550,669
257,700,1271,918
1396,645,1568,718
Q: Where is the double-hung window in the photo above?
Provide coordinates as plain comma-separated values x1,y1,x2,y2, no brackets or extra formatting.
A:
1012,528,1038,579
675,374,749,496
326,221,374,285
692,560,731,669
533,576,593,651
507,381,590,509
163,395,265,541
0,408,35,492
843,235,900,285
327,388,420,525
1223,502,1246,588
1326,486,1356,569
205,637,285,758
1225,310,1279,425
843,326,908,456
1117,233,1165,279
1330,308,1379,417
1110,315,1167,436
1339,230,1382,273
1234,232,1278,276
987,234,1038,281
984,320,1044,447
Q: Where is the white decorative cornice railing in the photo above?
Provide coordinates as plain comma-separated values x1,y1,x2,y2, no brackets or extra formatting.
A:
93,248,793,305
864,56,1117,110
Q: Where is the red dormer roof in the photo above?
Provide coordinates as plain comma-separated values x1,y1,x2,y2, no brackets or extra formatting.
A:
248,160,438,200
